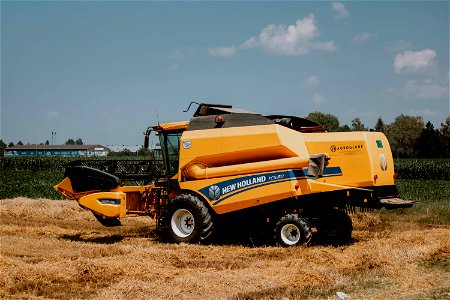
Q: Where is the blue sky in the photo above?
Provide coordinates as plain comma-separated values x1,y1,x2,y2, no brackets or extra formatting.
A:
1,1,449,147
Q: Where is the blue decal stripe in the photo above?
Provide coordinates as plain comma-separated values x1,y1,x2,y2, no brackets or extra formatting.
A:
200,166,343,205
212,177,297,205
212,172,343,206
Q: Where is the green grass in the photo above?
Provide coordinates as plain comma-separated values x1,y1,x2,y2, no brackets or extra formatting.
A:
388,179,450,225
0,170,66,200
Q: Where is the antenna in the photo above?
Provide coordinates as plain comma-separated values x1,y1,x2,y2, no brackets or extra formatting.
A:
183,100,200,112
156,109,160,126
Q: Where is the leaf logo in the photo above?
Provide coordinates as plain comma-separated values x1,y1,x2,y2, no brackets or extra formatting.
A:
208,185,220,200
379,154,388,171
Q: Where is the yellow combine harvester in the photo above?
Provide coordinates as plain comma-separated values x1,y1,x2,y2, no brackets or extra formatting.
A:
55,103,413,246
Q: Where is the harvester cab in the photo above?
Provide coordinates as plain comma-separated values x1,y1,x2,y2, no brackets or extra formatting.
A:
55,102,413,246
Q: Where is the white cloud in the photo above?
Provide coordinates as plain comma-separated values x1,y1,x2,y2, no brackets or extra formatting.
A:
313,41,337,51
394,49,437,74
332,2,349,20
303,75,320,88
353,33,375,43
387,40,413,52
240,14,336,56
208,46,237,58
47,111,58,118
312,92,326,105
403,79,449,99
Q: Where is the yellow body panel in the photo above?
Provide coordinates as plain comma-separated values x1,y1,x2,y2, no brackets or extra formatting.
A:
303,132,394,187
180,169,297,214
54,179,155,219
78,191,127,218
179,125,309,175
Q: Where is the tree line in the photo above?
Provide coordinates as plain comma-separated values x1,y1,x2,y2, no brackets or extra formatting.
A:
1,115,449,158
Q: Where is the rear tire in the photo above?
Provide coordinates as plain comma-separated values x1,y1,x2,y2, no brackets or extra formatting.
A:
166,194,214,243
316,209,352,246
274,214,312,247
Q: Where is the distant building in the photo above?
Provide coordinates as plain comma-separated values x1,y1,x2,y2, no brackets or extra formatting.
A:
108,145,140,153
5,144,110,157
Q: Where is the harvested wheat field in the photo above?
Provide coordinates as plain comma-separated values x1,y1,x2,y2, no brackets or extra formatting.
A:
0,198,449,300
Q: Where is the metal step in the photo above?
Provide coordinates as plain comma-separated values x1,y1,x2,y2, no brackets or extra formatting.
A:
379,197,414,209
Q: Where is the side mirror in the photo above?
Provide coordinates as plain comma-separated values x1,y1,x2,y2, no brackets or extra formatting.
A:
307,153,329,179
143,127,152,149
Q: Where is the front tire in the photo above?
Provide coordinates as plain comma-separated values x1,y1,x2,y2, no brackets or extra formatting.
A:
274,214,312,247
166,194,214,243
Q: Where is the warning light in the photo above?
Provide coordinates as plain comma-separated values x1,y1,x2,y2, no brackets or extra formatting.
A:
393,173,398,179
295,184,299,190
374,174,378,180
215,115,224,123
363,199,368,203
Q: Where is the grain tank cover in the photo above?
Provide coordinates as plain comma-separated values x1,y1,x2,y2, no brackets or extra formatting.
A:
193,103,258,117
186,103,325,133
187,114,275,131
265,115,326,133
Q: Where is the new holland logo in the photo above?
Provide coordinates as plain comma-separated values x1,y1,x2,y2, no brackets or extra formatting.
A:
208,185,221,200
379,153,388,171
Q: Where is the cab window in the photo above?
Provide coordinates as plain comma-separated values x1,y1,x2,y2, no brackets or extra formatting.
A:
159,133,182,177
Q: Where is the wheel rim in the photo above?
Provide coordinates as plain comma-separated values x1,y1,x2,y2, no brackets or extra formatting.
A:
171,209,195,238
280,223,301,245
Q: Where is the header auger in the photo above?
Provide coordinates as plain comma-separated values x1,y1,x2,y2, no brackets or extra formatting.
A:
55,103,413,246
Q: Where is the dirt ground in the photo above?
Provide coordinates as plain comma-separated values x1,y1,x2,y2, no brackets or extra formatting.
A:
0,198,449,300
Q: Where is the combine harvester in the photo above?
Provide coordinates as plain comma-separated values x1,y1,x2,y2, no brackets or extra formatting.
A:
55,103,413,246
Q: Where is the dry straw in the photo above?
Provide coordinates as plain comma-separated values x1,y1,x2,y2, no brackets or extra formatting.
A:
1,198,449,299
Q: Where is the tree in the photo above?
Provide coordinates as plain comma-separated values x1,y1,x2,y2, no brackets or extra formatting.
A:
65,139,76,145
137,147,151,156
351,118,366,131
75,138,83,145
385,115,424,158
440,117,450,157
306,112,340,132
45,140,50,145
17,141,24,145
119,149,133,156
414,121,443,158
338,124,351,132
374,117,386,133
8,142,14,147
0,140,6,156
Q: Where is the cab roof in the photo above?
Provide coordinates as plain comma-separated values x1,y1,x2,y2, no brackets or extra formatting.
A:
152,121,189,133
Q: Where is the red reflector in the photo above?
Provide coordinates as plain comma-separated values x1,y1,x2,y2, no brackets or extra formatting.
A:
393,173,398,179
